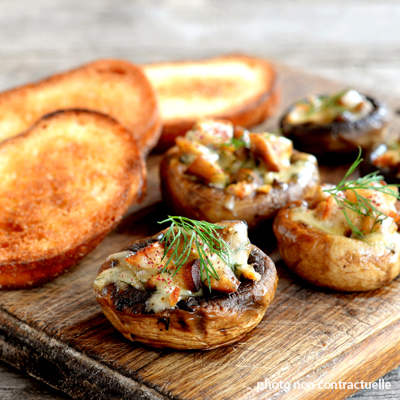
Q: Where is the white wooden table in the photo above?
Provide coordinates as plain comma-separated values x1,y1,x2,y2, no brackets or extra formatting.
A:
0,1,399,398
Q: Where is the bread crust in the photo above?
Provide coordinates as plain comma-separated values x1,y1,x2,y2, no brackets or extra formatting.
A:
94,233,278,350
0,59,162,154
0,110,146,289
144,54,280,151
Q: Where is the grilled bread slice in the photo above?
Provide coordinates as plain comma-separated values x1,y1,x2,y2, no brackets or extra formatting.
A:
0,110,145,289
0,59,161,154
143,54,280,150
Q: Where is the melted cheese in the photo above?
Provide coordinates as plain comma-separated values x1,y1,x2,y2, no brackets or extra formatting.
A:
220,221,260,281
223,221,250,267
292,203,399,242
177,119,316,198
94,221,257,312
94,266,144,291
264,156,316,185
291,207,348,236
286,90,373,125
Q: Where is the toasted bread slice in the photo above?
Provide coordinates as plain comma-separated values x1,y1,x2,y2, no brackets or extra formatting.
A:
0,59,161,154
143,54,280,150
0,110,145,289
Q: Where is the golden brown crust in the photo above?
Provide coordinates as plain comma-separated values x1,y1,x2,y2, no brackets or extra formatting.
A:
0,231,107,289
144,54,280,151
273,201,400,291
0,59,162,154
160,147,319,229
0,110,146,289
94,234,278,350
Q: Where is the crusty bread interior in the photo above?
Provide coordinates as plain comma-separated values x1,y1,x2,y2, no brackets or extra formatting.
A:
0,109,145,289
143,54,280,150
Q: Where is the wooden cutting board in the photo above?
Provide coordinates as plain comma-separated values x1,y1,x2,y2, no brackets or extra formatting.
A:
1,64,400,400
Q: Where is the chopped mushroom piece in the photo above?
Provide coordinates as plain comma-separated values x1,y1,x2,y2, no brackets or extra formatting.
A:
249,133,292,172
171,118,315,198
186,155,227,188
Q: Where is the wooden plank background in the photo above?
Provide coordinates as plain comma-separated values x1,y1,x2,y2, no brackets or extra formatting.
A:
0,1,400,399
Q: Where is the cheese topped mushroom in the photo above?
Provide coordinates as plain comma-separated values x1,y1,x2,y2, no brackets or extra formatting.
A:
280,89,390,160
273,152,400,291
175,119,316,199
160,119,319,229
285,89,374,126
94,217,278,350
94,219,259,313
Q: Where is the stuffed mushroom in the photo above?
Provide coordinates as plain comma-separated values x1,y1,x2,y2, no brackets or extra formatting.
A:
362,142,400,184
94,218,278,350
273,157,400,291
160,119,319,229
280,89,390,161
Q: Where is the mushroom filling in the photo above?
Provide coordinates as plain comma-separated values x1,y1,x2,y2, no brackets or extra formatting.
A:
372,144,400,177
291,183,400,244
285,89,374,126
94,220,259,313
175,119,316,199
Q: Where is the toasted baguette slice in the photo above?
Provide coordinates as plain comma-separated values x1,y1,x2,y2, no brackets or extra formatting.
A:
0,59,161,154
0,110,145,289
143,54,280,150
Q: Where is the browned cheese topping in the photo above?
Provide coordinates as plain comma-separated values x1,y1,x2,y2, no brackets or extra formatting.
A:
176,119,316,200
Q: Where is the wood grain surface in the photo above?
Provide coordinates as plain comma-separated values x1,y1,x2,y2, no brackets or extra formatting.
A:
1,64,400,400
1,1,400,399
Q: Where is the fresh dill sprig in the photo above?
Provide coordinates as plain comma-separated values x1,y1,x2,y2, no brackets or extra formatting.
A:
303,88,351,117
157,216,233,289
323,148,400,239
230,137,248,149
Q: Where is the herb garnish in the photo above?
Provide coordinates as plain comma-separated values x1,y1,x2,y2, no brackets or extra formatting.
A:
323,149,400,239
230,137,248,149
302,88,351,117
158,216,233,288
